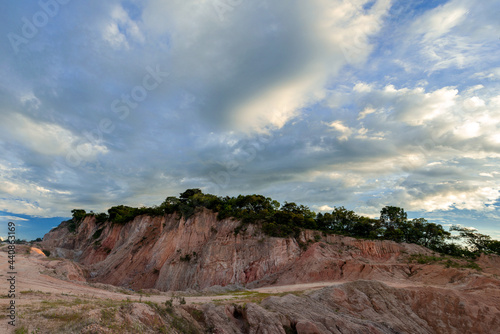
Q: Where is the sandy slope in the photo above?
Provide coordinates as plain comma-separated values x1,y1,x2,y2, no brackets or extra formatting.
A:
0,248,349,305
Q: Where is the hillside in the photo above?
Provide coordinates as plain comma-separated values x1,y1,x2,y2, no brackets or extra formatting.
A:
41,208,483,291
3,209,498,333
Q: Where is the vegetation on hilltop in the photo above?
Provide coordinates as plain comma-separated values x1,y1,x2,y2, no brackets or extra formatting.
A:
68,189,500,258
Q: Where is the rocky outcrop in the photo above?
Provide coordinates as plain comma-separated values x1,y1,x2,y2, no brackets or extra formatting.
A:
42,209,441,291
184,279,500,334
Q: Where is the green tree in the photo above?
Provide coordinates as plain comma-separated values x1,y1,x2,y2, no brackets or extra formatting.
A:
95,212,109,224
179,189,202,201
160,196,181,214
450,225,494,253
331,206,358,234
351,216,381,238
380,206,407,229
380,206,407,242
107,205,138,224
71,209,87,222
487,240,500,255
417,219,450,249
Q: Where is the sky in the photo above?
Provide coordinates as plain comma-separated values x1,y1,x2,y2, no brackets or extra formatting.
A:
1,0,500,241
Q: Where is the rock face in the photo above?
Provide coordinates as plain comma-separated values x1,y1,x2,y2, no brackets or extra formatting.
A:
42,209,439,291
198,280,500,334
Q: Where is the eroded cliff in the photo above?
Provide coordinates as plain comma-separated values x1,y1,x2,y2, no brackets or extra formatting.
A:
42,208,499,293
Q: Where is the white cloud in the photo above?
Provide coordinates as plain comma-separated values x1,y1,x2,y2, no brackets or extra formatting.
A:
0,111,108,161
350,83,459,126
463,96,485,110
0,216,28,221
392,0,500,73
453,122,480,139
316,205,334,212
413,6,468,42
102,4,144,49
408,186,499,212
353,83,373,93
357,106,376,120
141,0,392,132
327,120,353,141
1,113,76,156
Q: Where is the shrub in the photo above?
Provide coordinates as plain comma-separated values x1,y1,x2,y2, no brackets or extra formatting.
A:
180,254,191,262
92,228,104,240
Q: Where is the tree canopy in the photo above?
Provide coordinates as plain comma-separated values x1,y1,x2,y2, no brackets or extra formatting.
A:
71,189,499,258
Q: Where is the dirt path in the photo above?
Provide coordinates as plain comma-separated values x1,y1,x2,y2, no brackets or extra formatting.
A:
0,251,350,307
0,249,456,308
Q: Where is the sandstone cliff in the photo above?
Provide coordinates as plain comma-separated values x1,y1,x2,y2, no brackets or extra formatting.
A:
42,208,498,292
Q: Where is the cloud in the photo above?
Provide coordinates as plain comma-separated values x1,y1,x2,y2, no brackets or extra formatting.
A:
327,121,353,141
0,216,28,222
402,0,500,72
140,0,392,132
0,112,108,158
102,4,144,49
0,0,499,239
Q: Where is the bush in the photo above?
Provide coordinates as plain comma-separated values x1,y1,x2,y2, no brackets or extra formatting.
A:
71,209,86,222
95,212,109,224
180,254,191,262
92,228,104,240
67,220,77,233
108,205,139,224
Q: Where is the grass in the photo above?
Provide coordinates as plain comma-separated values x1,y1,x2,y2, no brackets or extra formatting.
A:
100,307,117,326
408,254,482,271
42,311,84,322
14,327,29,334
20,296,165,333
117,288,133,295
408,254,442,264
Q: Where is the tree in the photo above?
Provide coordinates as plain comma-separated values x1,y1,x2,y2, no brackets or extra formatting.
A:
487,240,500,255
279,202,316,229
351,216,381,238
163,196,180,206
380,206,407,229
95,212,109,224
450,225,494,253
418,220,450,249
160,196,180,214
107,205,138,224
71,209,87,222
180,189,202,201
330,206,358,234
380,206,407,242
